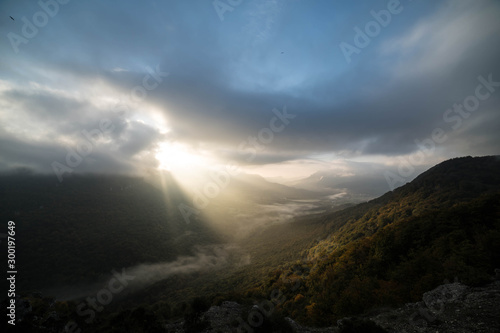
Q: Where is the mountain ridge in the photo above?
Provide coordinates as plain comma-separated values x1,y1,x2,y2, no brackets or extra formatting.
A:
251,155,500,326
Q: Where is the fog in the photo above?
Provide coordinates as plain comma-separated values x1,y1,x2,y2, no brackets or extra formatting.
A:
46,244,248,301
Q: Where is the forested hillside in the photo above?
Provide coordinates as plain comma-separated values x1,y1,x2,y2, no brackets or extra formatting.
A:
254,156,500,326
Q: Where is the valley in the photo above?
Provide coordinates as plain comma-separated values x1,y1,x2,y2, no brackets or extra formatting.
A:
1,156,499,332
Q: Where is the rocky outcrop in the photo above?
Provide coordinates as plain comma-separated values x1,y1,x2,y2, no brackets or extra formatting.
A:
371,281,500,333
163,280,499,332
201,301,243,332
11,280,499,332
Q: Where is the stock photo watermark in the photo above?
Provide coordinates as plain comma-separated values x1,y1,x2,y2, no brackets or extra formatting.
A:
51,65,169,182
7,0,71,54
178,105,296,224
339,0,407,64
385,73,500,191
5,221,17,326
213,0,244,22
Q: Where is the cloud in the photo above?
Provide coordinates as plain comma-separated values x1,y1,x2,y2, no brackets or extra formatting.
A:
124,245,239,288
243,0,284,46
47,244,247,300
118,120,163,156
0,0,499,179
380,0,500,79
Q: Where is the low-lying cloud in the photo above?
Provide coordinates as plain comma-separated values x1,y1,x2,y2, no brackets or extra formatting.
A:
46,245,248,301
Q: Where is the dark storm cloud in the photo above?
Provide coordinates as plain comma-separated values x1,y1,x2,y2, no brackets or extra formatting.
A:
0,0,499,175
101,0,499,162
0,130,141,177
118,120,163,156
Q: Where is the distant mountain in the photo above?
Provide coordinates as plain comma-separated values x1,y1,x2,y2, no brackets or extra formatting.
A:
292,160,428,199
175,171,327,237
296,170,387,196
209,172,320,204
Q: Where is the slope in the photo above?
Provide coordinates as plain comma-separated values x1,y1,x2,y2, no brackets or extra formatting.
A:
254,156,500,326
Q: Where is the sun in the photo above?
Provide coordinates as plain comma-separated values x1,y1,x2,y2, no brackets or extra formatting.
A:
155,141,218,194
155,141,209,174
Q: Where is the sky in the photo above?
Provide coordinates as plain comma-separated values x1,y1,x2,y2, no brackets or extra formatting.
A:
1,0,499,189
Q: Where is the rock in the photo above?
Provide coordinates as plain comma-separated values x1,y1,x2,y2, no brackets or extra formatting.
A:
163,281,500,333
199,301,242,332
422,282,467,312
371,281,500,333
